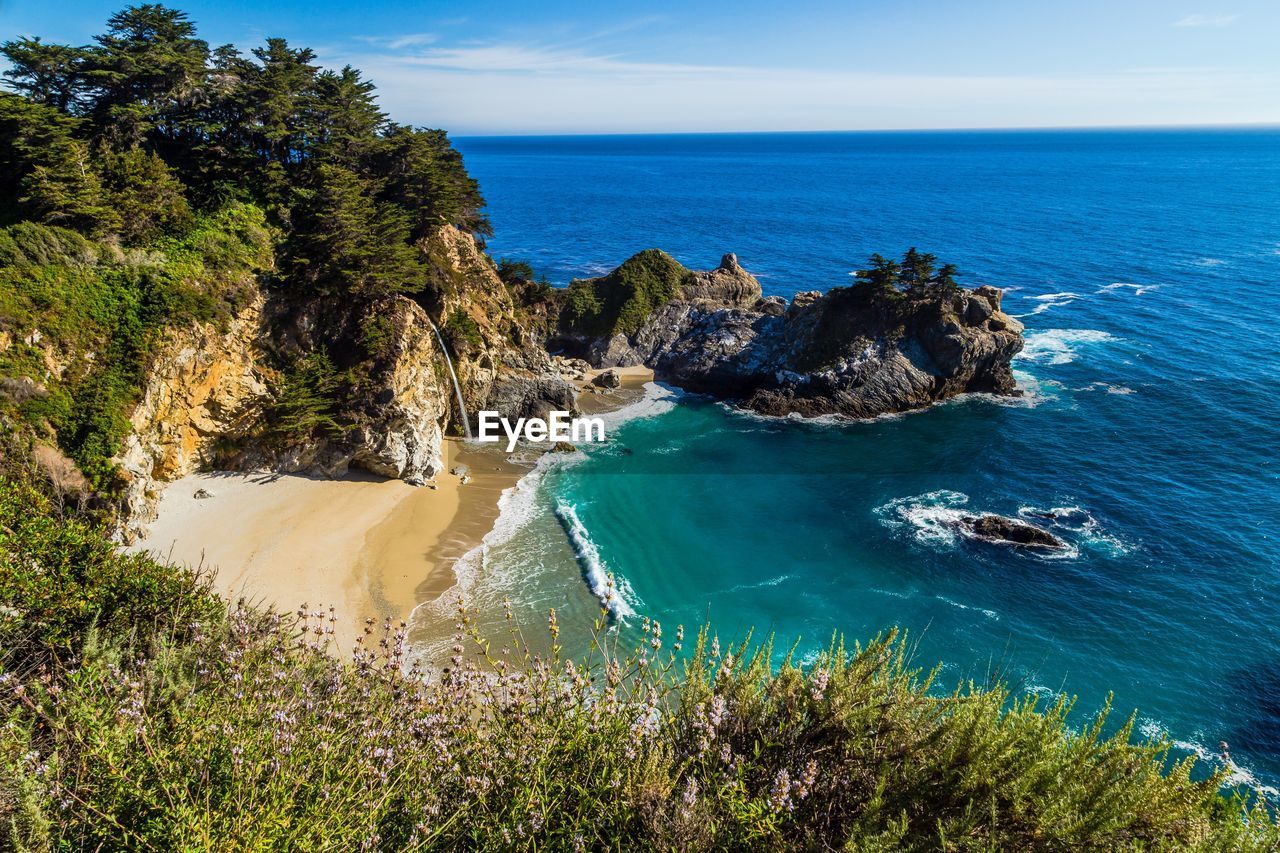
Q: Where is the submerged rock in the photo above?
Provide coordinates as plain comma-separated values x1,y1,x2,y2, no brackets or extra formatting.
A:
960,514,1066,549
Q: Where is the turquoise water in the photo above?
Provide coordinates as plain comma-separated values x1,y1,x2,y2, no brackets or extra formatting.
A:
448,130,1280,791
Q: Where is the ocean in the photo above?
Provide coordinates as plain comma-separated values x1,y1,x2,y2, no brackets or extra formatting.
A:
444,129,1280,792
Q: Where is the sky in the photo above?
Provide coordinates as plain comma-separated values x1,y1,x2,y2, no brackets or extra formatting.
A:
3,0,1279,134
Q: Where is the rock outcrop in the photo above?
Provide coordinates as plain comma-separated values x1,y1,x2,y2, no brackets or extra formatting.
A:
559,252,1024,419
344,297,451,485
422,225,578,426
114,225,579,539
960,514,1066,550
117,294,271,540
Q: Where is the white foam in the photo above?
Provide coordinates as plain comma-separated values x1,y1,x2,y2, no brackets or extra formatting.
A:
555,501,637,620
1077,382,1136,395
720,401,861,427
728,574,793,593
875,489,972,547
1097,282,1159,296
936,595,999,620
1193,257,1226,267
1137,718,1279,798
1021,291,1084,316
1017,329,1117,366
1017,504,1133,556
595,381,682,431
876,491,1081,559
955,369,1058,410
1025,683,1068,704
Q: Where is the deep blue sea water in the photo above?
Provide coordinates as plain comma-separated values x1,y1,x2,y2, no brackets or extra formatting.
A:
446,130,1280,791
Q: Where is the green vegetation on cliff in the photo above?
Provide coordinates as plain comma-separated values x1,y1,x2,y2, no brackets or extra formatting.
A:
0,4,489,495
1,478,1276,850
0,205,272,494
560,248,695,338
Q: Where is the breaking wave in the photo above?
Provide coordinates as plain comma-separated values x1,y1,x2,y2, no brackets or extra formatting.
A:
1024,291,1084,316
555,501,637,620
1138,718,1279,799
1017,504,1133,556
1098,282,1159,296
1017,329,1117,366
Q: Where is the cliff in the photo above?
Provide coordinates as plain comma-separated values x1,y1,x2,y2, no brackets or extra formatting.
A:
555,252,1024,418
111,224,576,539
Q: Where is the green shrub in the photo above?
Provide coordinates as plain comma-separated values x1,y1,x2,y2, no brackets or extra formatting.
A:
0,479,218,662
1,487,1274,850
560,249,693,338
444,308,482,354
496,257,536,284
0,221,98,268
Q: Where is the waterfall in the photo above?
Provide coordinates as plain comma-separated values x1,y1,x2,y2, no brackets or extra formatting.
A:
427,319,473,440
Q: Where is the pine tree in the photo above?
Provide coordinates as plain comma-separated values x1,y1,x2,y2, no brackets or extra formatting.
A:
901,246,937,292
856,253,902,292
933,263,960,294
305,67,386,167
376,125,491,239
0,93,114,232
286,163,424,296
82,4,211,149
1,37,88,112
98,146,193,242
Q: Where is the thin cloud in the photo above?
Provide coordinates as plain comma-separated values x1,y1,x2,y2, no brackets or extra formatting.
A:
381,43,738,75
356,32,438,50
322,34,1280,134
1172,14,1241,27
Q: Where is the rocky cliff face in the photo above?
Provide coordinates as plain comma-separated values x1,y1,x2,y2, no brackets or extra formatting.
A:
117,295,271,540
422,225,577,425
115,225,577,539
564,253,1024,419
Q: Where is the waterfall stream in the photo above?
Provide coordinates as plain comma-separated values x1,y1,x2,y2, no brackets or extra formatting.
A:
427,319,473,440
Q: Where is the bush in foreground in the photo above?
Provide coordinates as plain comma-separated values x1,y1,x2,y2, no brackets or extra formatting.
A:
1,479,1276,850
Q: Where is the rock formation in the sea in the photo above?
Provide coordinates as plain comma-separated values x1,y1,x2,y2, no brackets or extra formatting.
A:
551,250,1024,418
960,514,1066,549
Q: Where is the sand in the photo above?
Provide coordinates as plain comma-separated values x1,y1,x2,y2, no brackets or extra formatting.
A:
132,439,523,652
132,371,656,654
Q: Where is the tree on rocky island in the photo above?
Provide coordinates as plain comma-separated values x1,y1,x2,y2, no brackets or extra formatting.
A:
933,262,960,294
901,246,940,292
856,249,962,297
854,252,902,293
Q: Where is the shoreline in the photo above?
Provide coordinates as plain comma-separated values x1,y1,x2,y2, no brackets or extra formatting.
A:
131,366,655,654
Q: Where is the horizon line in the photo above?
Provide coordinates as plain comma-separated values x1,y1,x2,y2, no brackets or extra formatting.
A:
453,121,1280,139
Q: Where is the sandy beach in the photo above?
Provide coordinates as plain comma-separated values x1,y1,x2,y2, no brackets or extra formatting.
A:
132,368,654,654
133,439,522,652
